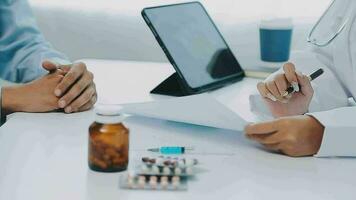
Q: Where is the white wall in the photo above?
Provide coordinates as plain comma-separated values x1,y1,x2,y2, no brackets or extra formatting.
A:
29,0,331,64
30,0,331,21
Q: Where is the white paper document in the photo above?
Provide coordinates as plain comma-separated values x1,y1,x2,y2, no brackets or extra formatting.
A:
119,93,249,131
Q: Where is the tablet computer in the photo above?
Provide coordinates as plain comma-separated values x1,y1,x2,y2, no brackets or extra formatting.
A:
142,2,245,95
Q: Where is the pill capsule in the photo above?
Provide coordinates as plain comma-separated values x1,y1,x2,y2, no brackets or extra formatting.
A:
172,176,180,182
149,176,158,189
138,176,146,189
185,167,193,175
156,157,163,165
141,165,149,173
149,181,157,189
150,176,158,182
127,170,136,179
178,160,185,168
172,181,180,189
163,166,171,175
171,176,180,189
174,167,182,175
138,176,146,182
161,181,168,189
171,160,178,167
160,177,169,189
160,176,168,182
127,178,135,189
151,166,160,174
163,160,172,166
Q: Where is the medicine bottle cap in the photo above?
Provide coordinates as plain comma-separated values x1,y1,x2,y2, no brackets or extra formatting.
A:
94,105,125,124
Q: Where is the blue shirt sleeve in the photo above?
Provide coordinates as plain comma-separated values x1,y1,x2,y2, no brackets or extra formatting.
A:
0,0,69,83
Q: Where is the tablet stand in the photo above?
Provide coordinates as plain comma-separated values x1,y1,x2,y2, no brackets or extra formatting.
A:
150,73,192,96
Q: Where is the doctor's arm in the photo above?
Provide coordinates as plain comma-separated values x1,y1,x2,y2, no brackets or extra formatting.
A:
246,49,353,157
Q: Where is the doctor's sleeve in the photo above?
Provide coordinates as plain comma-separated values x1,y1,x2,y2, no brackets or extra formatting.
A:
310,107,356,157
276,50,356,157
283,50,356,157
0,0,70,83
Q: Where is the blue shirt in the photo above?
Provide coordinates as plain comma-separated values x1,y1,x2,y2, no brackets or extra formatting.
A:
0,0,69,124
0,0,68,83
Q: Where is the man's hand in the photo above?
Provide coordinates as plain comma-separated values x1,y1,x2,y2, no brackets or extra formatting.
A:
2,70,65,114
257,63,314,117
42,61,97,113
244,115,325,157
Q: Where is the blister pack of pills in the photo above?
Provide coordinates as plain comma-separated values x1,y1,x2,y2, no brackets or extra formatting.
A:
138,156,199,177
141,156,198,168
137,164,195,177
120,156,199,191
120,173,187,191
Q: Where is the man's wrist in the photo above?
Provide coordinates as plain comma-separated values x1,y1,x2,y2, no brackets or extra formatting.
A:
2,86,26,115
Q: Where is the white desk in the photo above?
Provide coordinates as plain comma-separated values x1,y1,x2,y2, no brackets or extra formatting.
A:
0,60,355,200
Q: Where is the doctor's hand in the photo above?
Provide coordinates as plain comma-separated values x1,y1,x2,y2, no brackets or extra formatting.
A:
257,62,314,118
42,61,97,113
245,115,324,157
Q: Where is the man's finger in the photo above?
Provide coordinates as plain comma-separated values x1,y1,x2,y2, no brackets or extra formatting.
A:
283,62,299,92
55,62,87,97
266,81,284,102
244,121,278,135
257,82,268,98
42,60,59,73
59,65,72,73
257,82,277,102
274,74,289,96
58,71,93,108
78,94,97,112
296,71,314,97
64,85,95,113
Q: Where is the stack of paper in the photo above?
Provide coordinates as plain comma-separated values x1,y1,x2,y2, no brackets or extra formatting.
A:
119,93,249,131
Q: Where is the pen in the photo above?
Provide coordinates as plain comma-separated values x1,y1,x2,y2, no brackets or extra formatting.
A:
147,146,194,154
283,68,324,97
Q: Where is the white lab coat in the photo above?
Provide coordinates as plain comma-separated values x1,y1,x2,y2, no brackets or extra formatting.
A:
251,0,356,157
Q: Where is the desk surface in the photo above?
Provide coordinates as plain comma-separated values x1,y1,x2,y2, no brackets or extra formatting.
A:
0,60,355,200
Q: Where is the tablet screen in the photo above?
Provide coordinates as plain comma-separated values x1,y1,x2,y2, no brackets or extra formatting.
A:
143,2,244,90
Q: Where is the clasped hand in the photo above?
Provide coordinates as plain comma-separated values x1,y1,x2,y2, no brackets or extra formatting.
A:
2,60,97,114
41,60,97,113
42,60,97,113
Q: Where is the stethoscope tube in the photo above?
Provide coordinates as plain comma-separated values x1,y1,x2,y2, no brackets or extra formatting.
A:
307,0,349,47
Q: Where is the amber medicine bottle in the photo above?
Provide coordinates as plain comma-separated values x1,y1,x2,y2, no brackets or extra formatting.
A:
88,106,129,172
